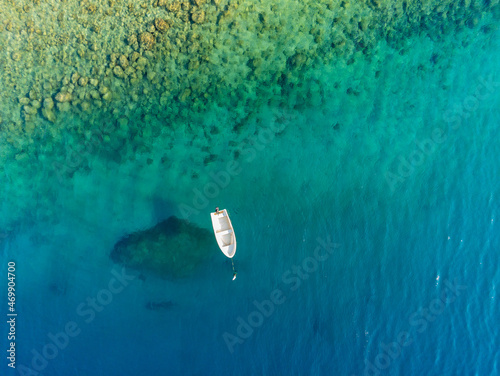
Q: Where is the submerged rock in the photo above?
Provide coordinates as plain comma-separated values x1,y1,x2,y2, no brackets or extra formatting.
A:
139,32,155,50
154,18,169,32
49,281,67,296
110,216,215,279
145,300,175,310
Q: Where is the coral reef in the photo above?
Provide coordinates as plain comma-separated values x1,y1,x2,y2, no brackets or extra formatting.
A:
110,216,215,279
1,0,497,134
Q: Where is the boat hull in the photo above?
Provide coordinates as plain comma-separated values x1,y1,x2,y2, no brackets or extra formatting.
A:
210,209,236,258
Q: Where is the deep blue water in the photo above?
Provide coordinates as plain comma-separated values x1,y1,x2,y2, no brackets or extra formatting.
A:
1,10,500,376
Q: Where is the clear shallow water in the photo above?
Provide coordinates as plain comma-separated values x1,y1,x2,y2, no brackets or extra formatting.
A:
1,12,500,376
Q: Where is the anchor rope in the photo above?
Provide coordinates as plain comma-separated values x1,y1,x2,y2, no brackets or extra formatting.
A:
231,259,236,280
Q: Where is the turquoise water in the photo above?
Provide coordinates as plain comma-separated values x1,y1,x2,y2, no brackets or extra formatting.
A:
1,7,500,376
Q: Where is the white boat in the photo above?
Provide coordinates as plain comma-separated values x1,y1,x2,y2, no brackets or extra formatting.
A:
210,208,236,258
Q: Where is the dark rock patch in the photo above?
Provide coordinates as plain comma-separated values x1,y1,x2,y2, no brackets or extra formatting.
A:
111,216,215,279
